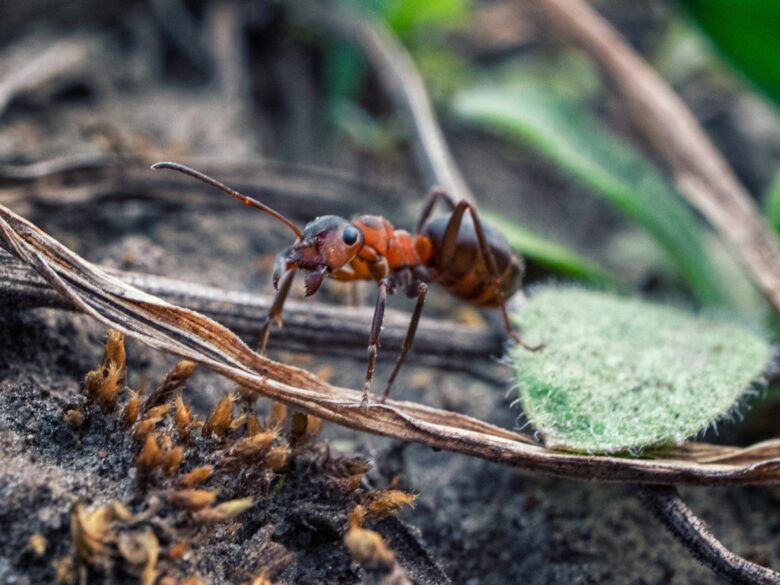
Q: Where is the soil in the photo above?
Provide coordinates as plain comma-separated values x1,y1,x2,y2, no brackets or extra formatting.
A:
2,1,780,584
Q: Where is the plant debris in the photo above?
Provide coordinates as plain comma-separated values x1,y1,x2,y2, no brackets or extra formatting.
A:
4,204,780,484
20,330,424,584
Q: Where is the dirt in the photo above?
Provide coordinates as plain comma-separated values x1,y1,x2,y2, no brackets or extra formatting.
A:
2,1,780,584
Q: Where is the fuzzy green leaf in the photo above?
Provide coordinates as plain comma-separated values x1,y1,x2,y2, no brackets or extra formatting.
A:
512,287,772,454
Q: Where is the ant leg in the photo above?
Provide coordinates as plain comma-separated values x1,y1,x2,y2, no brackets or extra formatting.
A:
258,269,296,354
381,282,428,403
416,186,457,233
361,278,390,408
499,299,543,352
440,202,543,352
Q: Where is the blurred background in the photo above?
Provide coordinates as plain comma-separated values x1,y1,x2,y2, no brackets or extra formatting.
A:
2,0,779,313
2,0,780,583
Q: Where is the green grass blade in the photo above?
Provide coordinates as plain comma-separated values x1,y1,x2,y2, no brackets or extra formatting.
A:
679,0,780,107
453,82,732,307
764,170,780,236
481,211,617,287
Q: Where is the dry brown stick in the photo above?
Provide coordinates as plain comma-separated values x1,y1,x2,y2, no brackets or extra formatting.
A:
527,0,780,313
0,250,501,372
7,202,780,485
639,486,780,584
302,5,475,204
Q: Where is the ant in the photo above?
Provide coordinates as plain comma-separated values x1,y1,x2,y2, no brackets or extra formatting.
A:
152,162,541,407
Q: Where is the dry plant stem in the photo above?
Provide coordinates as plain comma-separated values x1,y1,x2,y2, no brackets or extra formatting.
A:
308,6,476,204
205,0,255,143
0,250,500,372
148,0,213,71
639,486,780,584
8,204,780,485
0,37,92,116
528,0,780,313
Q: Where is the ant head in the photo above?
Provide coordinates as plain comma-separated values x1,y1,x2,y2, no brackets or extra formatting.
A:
149,163,365,298
278,215,365,296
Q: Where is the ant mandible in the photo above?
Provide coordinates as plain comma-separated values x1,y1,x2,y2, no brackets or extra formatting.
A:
152,162,541,407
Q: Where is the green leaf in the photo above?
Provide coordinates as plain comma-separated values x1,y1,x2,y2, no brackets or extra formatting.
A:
764,170,780,236
453,80,735,308
512,287,772,454
481,211,618,287
383,0,470,37
679,0,780,107
324,39,368,122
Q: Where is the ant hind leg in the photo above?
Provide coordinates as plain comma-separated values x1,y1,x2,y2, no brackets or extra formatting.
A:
440,201,543,352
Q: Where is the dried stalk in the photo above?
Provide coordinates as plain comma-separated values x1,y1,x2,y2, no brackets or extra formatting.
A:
640,486,780,584
298,5,475,204
5,202,780,486
0,36,93,116
0,250,501,372
148,0,212,71
527,0,780,313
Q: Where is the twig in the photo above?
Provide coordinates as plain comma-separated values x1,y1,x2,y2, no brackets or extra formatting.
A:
148,0,213,72
0,155,412,220
639,486,780,584
0,250,501,373
299,5,476,204
203,0,258,157
375,517,452,585
0,36,92,117
0,153,114,180
6,203,780,485
527,0,780,313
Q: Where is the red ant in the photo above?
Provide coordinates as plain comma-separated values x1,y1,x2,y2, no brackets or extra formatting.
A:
152,162,541,407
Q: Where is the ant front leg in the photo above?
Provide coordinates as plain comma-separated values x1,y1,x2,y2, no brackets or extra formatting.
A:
361,278,390,408
441,201,543,352
258,268,296,354
381,281,428,403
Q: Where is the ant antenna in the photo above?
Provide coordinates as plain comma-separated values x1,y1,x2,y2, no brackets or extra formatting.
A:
151,161,303,239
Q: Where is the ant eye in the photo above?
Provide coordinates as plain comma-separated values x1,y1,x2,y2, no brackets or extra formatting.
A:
342,226,360,246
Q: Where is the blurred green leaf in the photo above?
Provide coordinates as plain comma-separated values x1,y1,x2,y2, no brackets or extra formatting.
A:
326,0,471,139
330,101,402,150
482,211,617,287
324,0,388,128
764,170,780,236
679,0,780,106
324,40,367,120
384,0,470,37
453,79,738,308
